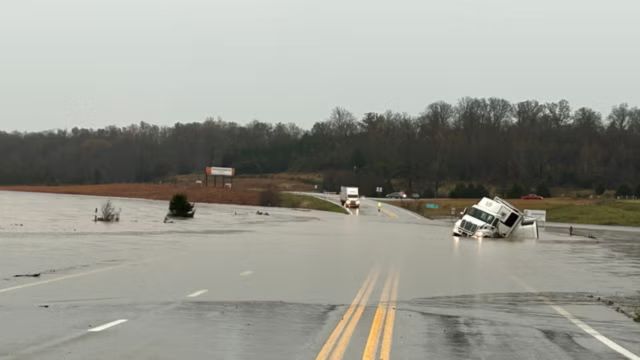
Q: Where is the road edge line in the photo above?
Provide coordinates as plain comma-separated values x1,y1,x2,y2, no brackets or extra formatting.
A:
512,276,640,360
0,265,124,295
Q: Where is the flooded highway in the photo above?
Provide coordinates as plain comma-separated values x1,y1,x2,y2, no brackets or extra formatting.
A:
0,191,639,359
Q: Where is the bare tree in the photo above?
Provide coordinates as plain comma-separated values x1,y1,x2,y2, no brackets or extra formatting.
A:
95,200,120,222
608,103,631,130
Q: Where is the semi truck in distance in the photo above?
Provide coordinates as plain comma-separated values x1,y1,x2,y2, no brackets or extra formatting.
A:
339,186,360,208
453,197,538,239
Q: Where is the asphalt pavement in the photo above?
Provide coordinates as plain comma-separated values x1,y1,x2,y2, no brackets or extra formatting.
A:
0,191,639,359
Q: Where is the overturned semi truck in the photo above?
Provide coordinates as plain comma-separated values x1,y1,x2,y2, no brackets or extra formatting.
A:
452,197,539,239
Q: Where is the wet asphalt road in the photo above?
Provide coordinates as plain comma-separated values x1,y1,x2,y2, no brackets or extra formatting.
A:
0,191,639,359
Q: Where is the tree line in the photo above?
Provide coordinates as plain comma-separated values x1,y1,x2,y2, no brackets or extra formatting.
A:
2,98,640,197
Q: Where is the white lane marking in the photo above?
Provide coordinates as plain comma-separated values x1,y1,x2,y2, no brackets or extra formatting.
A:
239,270,253,277
0,265,123,295
512,276,640,360
187,289,208,298
549,304,640,360
87,319,128,332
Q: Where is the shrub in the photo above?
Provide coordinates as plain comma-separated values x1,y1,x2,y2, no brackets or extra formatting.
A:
449,183,489,198
536,183,551,198
449,183,467,198
615,184,632,198
259,186,280,207
169,193,195,217
474,184,489,198
96,200,120,222
616,184,632,197
422,187,435,198
594,184,606,196
507,183,525,198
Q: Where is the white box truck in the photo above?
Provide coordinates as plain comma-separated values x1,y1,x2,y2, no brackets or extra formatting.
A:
340,186,360,208
453,196,538,239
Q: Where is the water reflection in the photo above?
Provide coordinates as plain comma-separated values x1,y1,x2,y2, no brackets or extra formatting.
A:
451,235,485,256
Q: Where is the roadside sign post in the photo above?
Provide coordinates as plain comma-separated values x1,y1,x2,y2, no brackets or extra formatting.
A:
205,166,235,188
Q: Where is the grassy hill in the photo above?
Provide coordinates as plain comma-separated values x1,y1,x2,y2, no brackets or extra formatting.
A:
389,198,640,226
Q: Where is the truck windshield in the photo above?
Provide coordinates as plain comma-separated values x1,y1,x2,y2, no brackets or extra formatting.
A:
468,207,495,224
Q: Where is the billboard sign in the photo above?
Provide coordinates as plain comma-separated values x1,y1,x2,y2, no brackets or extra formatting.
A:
206,166,235,176
524,209,546,222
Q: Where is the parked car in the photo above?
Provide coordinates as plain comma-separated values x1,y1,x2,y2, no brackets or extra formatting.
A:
520,193,544,200
385,192,406,199
410,193,420,199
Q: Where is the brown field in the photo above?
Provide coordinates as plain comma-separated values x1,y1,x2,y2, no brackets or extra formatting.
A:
168,173,319,191
0,174,317,206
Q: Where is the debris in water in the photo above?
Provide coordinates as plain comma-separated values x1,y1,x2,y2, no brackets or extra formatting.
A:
14,273,41,278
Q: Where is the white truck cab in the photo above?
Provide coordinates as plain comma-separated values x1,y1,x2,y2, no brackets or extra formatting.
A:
340,186,360,208
453,197,525,238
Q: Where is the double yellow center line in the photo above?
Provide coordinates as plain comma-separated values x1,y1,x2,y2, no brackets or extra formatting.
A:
316,267,400,360
363,269,399,360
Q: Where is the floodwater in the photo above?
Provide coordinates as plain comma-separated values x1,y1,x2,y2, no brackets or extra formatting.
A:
0,190,315,235
0,190,639,359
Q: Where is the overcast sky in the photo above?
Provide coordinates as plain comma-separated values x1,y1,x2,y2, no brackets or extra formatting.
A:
1,0,638,132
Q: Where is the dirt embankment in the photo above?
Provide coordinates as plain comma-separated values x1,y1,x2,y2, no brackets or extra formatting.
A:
0,175,317,206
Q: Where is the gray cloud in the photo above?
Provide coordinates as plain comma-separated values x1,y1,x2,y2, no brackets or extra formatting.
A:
1,0,638,131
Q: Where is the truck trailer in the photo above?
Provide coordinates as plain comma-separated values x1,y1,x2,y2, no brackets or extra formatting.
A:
339,186,360,208
452,197,538,239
